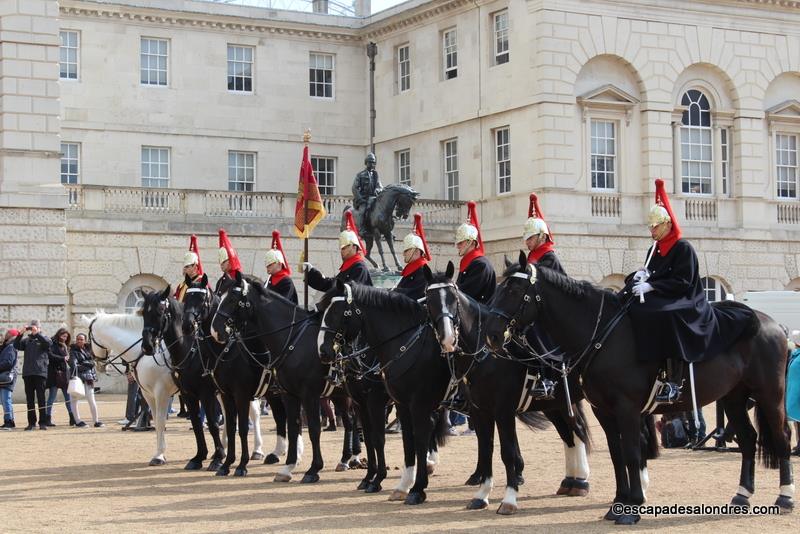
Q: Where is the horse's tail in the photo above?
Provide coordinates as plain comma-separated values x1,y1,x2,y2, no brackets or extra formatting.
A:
434,407,450,447
572,401,592,454
754,402,786,469
516,410,552,431
641,414,660,461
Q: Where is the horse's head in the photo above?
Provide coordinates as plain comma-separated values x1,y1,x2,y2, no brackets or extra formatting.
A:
318,279,363,365
393,186,419,220
486,251,540,352
141,286,173,355
181,273,215,336
422,261,459,353
210,270,252,344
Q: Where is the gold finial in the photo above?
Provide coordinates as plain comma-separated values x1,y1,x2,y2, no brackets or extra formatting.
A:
303,129,312,145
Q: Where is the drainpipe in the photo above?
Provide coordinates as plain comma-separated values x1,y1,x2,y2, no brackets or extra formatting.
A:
367,42,378,154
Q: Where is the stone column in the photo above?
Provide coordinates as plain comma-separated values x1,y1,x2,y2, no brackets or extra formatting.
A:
0,0,67,335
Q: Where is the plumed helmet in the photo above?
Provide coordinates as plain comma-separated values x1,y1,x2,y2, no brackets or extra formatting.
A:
217,228,242,274
522,193,551,241
403,213,431,258
185,234,204,274
455,201,483,249
265,230,289,272
339,209,366,250
648,179,681,234
647,205,671,228
218,247,228,264
183,251,199,267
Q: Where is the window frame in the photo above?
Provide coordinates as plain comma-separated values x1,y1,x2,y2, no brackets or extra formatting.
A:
589,119,617,191
493,10,510,66
701,276,728,302
141,146,170,189
60,142,80,185
59,30,79,81
442,28,458,80
397,44,411,93
495,127,511,195
228,151,256,193
140,37,169,87
311,156,336,196
309,52,335,99
775,133,799,200
443,138,459,201
227,44,255,94
397,149,411,186
679,89,714,196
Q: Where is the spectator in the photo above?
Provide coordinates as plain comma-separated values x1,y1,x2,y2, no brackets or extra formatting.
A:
46,328,75,427
0,329,20,429
14,320,51,430
68,333,103,428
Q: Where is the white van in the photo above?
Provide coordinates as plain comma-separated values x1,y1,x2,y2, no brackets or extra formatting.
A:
740,291,800,333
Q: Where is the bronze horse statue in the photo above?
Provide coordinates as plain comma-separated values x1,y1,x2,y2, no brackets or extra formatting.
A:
352,184,419,272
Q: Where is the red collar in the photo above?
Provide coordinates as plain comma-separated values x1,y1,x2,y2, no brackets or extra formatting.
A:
459,248,484,273
656,228,682,256
527,241,555,264
269,269,290,286
401,257,428,278
340,253,365,272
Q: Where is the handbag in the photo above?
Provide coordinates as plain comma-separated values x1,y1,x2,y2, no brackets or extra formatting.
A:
67,376,86,398
0,369,13,385
55,369,68,389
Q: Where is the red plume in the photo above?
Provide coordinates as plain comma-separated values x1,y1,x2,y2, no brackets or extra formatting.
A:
218,228,242,275
344,208,366,252
189,234,204,276
271,230,290,275
654,179,681,238
528,193,544,219
413,213,431,261
466,201,484,252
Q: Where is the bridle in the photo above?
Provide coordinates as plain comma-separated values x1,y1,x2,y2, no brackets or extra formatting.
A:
425,281,489,359
490,268,540,346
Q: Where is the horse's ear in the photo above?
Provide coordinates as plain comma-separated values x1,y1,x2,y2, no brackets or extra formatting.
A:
235,270,243,284
504,255,512,269
184,273,192,285
518,250,527,269
445,261,455,280
335,278,345,293
160,285,171,300
422,264,433,283
201,273,208,287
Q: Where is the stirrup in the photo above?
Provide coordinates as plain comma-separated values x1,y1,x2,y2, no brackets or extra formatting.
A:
531,378,556,400
654,382,681,403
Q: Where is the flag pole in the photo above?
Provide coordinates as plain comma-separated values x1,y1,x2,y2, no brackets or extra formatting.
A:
303,129,311,311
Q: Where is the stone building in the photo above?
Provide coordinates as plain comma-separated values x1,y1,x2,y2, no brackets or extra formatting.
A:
3,0,800,338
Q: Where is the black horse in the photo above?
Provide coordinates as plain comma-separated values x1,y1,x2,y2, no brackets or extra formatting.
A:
356,183,419,271
140,287,225,472
486,253,795,523
210,271,328,483
422,262,593,515
317,280,450,505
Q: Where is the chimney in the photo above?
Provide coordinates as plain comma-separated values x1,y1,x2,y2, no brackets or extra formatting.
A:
354,0,371,17
312,0,329,13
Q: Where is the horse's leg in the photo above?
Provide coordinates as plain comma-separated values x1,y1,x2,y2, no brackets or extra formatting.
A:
234,395,250,476
216,395,237,476
366,390,388,493
372,233,388,271
364,236,379,269
356,391,378,491
140,373,167,466
300,392,324,483
496,408,522,515
405,404,434,505
594,409,629,521
384,231,403,271
545,408,589,496
389,404,416,501
334,396,354,471
275,395,300,482
749,385,795,512
184,393,207,470
249,399,265,461
614,409,646,525
721,388,758,508
466,405,495,510
265,393,287,464
205,390,225,472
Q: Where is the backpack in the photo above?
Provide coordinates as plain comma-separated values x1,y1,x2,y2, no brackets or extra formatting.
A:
661,416,689,448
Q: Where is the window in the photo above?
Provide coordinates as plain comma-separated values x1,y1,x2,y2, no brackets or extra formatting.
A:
124,287,153,314
721,127,730,196
140,38,168,86
397,150,411,186
701,277,727,302
228,151,256,192
494,10,509,65
496,127,511,194
141,147,170,188
444,139,459,200
776,134,798,199
397,44,410,92
680,89,713,194
60,143,79,184
227,45,254,93
590,120,616,190
443,29,457,80
59,31,78,80
311,157,336,195
309,53,334,98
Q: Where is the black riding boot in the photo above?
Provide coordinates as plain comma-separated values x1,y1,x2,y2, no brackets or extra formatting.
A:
655,359,683,403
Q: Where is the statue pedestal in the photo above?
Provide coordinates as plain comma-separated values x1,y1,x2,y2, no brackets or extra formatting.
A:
370,270,402,289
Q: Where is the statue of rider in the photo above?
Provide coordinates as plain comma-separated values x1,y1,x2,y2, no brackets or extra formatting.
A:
351,152,383,232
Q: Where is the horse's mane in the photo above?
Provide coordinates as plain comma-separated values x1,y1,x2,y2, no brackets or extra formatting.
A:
382,183,416,195
501,261,608,301
84,311,143,331
318,283,424,317
246,275,313,314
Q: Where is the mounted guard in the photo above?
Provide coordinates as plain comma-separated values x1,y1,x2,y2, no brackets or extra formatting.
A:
455,201,496,304
305,208,372,292
265,230,297,304
216,228,243,295
394,213,431,301
174,234,206,302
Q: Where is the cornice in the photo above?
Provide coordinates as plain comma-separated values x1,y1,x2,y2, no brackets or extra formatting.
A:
59,4,363,43
358,0,475,39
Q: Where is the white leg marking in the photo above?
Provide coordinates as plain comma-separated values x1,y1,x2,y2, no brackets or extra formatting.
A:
473,476,493,503
640,467,649,502
563,443,575,478
394,465,416,492
427,449,439,466
279,463,296,476
296,432,304,463
573,439,589,480
272,435,288,457
737,485,753,498
780,484,795,498
502,486,519,507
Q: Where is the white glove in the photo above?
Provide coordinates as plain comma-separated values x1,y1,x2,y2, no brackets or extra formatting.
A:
633,270,649,283
632,282,654,297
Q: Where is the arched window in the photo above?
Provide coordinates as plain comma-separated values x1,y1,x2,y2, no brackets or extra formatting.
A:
701,276,727,302
123,286,153,314
680,90,713,195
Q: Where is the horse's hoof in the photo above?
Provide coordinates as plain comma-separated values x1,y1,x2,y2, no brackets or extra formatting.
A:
365,482,382,493
149,458,166,466
466,498,488,510
404,491,426,505
464,473,481,486
556,477,574,495
274,473,292,482
250,452,264,461
614,514,640,525
775,495,794,513
568,481,589,497
496,502,519,515
234,467,247,477
426,463,435,475
604,505,621,521
184,460,202,471
207,460,222,472
388,490,407,501
335,462,349,472
349,458,368,469
264,454,280,465
215,467,230,477
731,494,750,508
300,473,320,484
357,479,370,491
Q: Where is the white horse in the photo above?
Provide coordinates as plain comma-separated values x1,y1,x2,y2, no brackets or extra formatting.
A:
83,312,266,466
